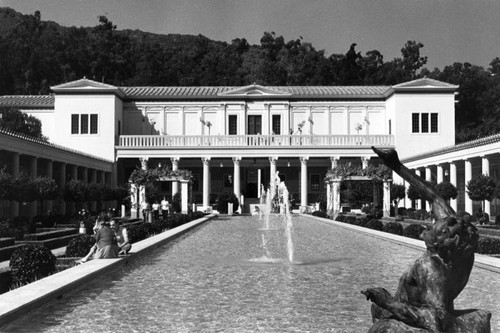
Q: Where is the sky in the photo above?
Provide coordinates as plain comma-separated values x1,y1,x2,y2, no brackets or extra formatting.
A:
1,0,499,70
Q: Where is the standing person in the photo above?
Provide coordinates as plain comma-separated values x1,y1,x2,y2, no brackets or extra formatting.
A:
161,196,169,219
110,220,131,255
152,200,160,221
140,200,148,221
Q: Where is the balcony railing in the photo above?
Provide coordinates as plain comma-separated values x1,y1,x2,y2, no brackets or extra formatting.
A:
118,134,394,148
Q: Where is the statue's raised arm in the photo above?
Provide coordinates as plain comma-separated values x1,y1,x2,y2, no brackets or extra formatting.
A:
361,147,490,333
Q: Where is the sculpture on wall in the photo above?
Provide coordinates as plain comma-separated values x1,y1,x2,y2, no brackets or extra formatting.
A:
362,147,491,333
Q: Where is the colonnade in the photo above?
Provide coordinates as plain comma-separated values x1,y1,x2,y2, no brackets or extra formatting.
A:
407,154,495,217
1,150,112,218
135,154,376,213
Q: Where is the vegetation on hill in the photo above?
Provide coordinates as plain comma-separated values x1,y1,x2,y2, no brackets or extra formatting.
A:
1,7,500,142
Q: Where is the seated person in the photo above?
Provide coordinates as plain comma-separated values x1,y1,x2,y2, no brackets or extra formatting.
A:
110,220,131,255
78,214,119,263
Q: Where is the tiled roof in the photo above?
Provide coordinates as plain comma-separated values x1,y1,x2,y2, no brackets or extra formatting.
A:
402,133,500,163
120,85,390,98
0,95,54,108
0,128,113,163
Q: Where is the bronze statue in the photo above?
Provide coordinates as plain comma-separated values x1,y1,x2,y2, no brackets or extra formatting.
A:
361,147,491,332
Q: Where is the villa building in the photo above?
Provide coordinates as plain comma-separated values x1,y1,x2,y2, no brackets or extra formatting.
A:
2,76,498,218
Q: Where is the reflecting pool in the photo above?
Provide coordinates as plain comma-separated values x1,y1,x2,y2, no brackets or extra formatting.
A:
3,215,499,332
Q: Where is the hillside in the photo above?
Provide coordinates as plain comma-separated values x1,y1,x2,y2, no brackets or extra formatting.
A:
1,7,500,143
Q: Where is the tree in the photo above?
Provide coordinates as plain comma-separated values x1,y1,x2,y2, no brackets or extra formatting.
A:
407,184,422,209
435,181,458,202
0,168,13,200
466,174,496,213
390,183,406,213
8,172,37,203
63,180,87,210
0,106,45,139
33,176,58,213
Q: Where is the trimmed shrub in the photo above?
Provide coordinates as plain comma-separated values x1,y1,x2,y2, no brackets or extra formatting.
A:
311,211,329,219
382,222,403,235
406,209,429,221
403,224,426,240
353,217,369,227
397,207,407,216
344,216,357,224
215,192,239,214
65,235,96,257
335,214,346,222
476,237,500,254
127,223,150,243
496,215,500,225
190,211,206,220
366,219,384,231
10,244,56,286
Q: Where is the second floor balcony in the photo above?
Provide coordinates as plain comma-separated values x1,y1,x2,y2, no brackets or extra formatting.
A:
118,134,394,149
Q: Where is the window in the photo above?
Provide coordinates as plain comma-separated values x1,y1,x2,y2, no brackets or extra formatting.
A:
411,113,419,133
421,113,429,133
90,114,98,134
430,113,438,133
310,174,321,191
71,114,79,134
81,114,89,134
228,115,237,135
272,115,281,134
71,114,98,135
412,113,438,133
247,115,262,135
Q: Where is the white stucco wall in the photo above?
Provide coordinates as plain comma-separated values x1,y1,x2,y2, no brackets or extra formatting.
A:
391,92,455,159
52,94,119,161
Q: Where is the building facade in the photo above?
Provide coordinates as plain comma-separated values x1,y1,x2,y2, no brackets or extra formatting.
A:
1,77,460,213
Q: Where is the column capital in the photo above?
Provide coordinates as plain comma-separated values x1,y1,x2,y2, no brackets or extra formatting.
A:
202,157,211,165
139,157,148,170
361,156,370,169
232,157,241,165
170,157,180,163
269,156,278,164
300,156,309,163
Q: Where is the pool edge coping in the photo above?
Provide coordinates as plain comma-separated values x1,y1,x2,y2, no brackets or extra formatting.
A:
0,214,215,328
308,215,500,274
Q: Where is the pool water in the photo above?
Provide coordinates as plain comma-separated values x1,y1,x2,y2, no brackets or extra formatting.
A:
3,215,499,332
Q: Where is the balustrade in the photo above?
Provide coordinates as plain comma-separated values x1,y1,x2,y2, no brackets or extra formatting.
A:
119,134,394,148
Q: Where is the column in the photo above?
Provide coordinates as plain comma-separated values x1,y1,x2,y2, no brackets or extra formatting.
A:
233,157,241,210
29,156,38,217
81,167,88,210
202,157,211,209
181,181,188,214
90,168,97,211
383,180,392,217
436,164,443,184
46,159,54,213
139,157,148,220
415,169,422,210
269,156,278,189
332,180,341,218
482,156,491,216
71,164,78,180
330,156,339,170
57,162,66,215
424,166,432,211
449,162,458,211
171,157,179,197
130,182,138,218
300,156,309,211
10,153,20,217
361,156,370,169
464,159,473,214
